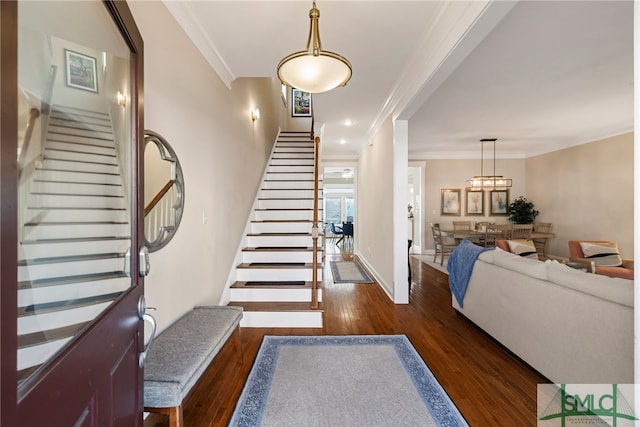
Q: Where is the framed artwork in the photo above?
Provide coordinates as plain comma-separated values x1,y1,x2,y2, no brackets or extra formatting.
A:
65,49,98,93
440,188,461,216
489,189,509,216
291,88,312,117
465,189,484,216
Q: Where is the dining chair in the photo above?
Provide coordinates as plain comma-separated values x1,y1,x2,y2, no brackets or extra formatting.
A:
510,223,533,240
533,222,552,259
452,221,472,231
431,223,458,266
330,222,343,244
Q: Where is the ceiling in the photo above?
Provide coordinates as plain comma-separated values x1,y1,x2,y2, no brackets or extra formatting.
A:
164,0,633,159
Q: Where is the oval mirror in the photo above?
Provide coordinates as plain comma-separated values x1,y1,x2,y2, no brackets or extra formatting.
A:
144,130,184,251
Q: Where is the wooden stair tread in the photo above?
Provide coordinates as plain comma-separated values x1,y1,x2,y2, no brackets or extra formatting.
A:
236,262,323,269
250,219,313,223
231,281,323,289
243,246,323,252
228,301,323,312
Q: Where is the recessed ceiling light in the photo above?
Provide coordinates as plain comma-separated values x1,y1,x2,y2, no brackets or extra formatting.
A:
343,119,354,126
340,139,347,144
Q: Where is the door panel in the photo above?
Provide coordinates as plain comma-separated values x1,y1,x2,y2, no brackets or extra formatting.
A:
1,1,145,425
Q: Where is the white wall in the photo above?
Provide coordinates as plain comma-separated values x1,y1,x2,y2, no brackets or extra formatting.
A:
526,132,634,258
357,117,394,295
129,2,283,331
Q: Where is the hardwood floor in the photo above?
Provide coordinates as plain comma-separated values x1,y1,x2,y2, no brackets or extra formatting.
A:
146,244,548,426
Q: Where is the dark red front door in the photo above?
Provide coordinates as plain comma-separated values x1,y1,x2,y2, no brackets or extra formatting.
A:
1,2,146,425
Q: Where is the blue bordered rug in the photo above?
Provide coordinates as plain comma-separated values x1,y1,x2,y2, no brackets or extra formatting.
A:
229,335,468,426
330,261,375,283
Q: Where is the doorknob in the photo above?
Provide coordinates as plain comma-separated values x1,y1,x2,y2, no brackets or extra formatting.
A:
139,246,150,277
137,295,157,368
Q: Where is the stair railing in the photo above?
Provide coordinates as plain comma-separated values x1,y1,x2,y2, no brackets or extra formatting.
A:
311,135,320,309
18,108,41,172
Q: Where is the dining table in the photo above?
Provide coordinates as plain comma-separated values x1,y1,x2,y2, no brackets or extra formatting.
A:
441,228,556,258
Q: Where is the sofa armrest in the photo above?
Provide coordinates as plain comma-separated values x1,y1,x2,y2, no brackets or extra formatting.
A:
622,259,634,270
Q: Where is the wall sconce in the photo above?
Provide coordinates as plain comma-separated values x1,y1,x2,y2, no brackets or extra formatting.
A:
117,91,127,107
250,108,260,122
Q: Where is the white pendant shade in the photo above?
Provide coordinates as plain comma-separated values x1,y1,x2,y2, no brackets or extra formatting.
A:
277,1,352,94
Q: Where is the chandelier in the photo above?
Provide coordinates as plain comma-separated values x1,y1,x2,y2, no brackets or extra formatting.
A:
465,138,512,189
277,1,352,93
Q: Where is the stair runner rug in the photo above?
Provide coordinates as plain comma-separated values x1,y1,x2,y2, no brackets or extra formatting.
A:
229,335,468,427
329,260,374,283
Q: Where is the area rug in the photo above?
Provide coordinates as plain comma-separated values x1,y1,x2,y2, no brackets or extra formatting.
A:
329,260,374,283
229,335,468,427
413,254,449,275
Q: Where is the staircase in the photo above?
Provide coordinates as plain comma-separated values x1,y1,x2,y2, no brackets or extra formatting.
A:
17,105,130,380
228,131,324,328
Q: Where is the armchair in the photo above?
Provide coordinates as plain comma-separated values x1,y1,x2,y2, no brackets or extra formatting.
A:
568,240,634,280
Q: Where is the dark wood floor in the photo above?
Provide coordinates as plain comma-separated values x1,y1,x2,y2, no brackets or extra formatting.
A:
146,245,548,426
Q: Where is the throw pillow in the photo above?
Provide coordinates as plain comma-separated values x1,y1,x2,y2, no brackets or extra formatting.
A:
579,242,623,267
507,239,538,259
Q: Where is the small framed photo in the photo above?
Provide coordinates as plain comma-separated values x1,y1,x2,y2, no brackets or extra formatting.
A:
441,188,461,216
65,49,98,93
291,88,312,117
489,189,509,216
465,189,484,216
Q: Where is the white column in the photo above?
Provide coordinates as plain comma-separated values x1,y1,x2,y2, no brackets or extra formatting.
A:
393,120,409,304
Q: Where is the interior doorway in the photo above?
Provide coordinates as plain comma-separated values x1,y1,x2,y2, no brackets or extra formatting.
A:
408,165,423,253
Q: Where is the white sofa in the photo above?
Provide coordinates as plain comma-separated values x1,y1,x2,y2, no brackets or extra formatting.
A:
452,247,633,384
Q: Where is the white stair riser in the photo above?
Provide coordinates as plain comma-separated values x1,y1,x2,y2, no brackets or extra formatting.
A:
46,125,113,141
260,189,315,199
18,257,125,282
270,158,314,166
46,132,114,148
242,251,321,263
258,199,315,209
20,238,129,260
254,210,314,221
236,268,321,282
18,277,128,307
246,235,317,247
33,169,122,185
265,172,314,181
23,208,129,224
45,141,116,156
48,119,112,134
30,181,124,197
262,180,316,190
42,159,120,175
268,165,313,173
272,152,314,159
51,107,110,121
44,150,118,166
239,311,323,328
230,288,322,302
28,194,126,210
251,222,311,234
23,223,129,241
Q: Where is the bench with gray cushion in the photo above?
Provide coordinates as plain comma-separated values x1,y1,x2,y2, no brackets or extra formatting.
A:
144,306,243,427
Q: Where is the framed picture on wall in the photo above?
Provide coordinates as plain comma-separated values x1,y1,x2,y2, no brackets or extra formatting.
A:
465,189,484,216
65,49,98,93
291,88,312,117
440,188,461,216
489,189,509,216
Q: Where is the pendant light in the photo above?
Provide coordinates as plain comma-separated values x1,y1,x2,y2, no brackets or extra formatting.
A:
465,138,512,189
277,1,352,93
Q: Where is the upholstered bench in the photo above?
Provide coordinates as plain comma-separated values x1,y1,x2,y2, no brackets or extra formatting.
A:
144,306,243,427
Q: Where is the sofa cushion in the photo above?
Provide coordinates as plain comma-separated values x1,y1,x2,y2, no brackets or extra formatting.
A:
579,241,623,267
507,239,538,259
546,261,633,307
492,247,547,280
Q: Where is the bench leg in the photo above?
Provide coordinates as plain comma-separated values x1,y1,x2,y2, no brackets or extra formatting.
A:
233,327,244,364
167,406,183,427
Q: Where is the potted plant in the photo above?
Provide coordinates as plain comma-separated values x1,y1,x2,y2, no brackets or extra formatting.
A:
508,196,539,224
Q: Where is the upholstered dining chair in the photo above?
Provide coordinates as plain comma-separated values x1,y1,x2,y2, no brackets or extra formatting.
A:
431,223,458,266
568,240,634,280
510,223,533,240
330,222,343,243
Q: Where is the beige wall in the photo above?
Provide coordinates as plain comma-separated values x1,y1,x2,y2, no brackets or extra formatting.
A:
526,132,633,258
419,158,528,250
129,2,282,331
357,118,394,294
